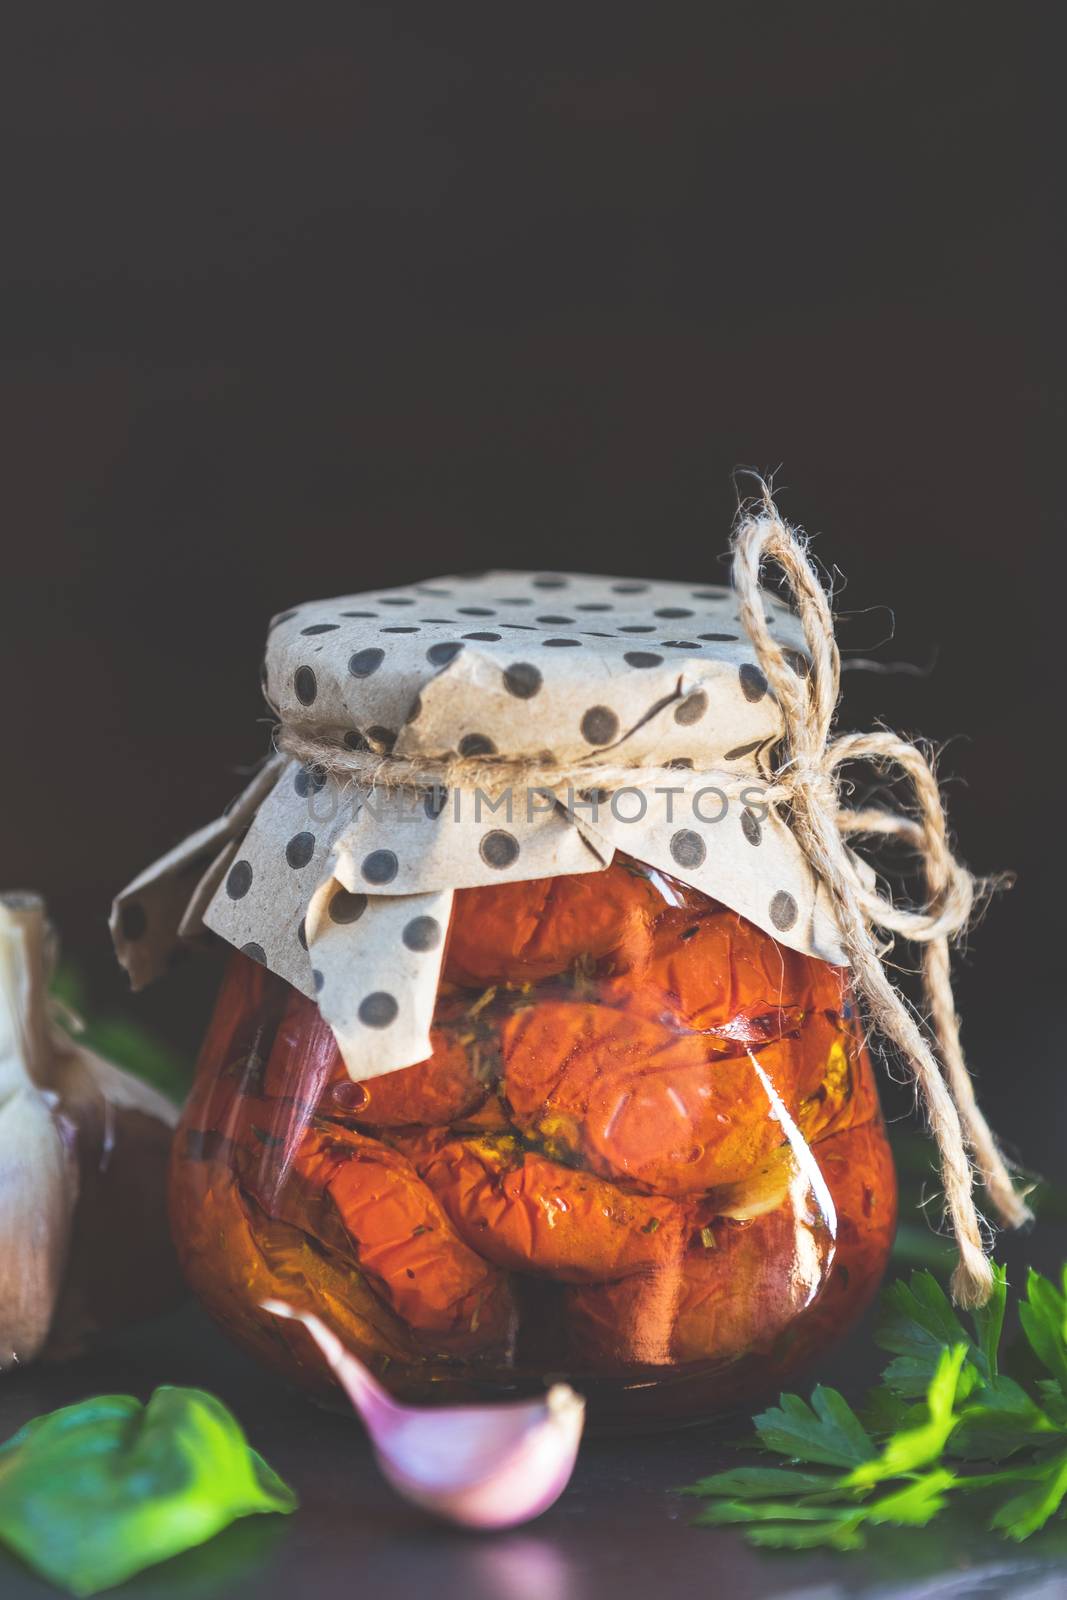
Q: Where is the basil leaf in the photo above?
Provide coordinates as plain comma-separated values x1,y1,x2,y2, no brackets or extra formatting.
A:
0,1387,296,1596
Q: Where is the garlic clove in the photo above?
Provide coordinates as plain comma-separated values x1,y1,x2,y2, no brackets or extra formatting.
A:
0,895,79,1368
263,1301,585,1529
0,1085,78,1368
1,891,183,1369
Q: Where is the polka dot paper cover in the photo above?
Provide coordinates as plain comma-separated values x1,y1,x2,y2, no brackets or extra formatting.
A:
111,570,849,1081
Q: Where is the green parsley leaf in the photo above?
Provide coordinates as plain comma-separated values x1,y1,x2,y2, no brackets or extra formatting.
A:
971,1262,1008,1378
680,1259,1067,1553
845,1345,967,1487
876,1271,978,1393
0,1387,296,1596
752,1387,875,1469
1019,1269,1067,1394
990,1448,1067,1541
950,1376,1056,1461
678,1466,837,1499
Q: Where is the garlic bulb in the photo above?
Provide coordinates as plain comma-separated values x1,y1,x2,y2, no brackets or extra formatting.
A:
0,893,182,1369
264,1301,585,1529
0,895,79,1368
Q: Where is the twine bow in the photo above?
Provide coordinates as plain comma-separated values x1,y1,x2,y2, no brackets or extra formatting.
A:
732,489,1030,1306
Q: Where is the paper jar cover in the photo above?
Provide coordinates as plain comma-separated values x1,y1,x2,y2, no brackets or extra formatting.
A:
112,568,849,1080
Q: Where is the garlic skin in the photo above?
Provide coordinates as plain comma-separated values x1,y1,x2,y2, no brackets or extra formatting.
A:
0,892,181,1369
263,1301,585,1529
0,1084,78,1368
0,895,79,1369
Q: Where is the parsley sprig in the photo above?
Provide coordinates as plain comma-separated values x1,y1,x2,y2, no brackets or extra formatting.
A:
681,1263,1067,1548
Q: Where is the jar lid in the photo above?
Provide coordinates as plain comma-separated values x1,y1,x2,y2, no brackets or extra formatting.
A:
112,568,850,1082
263,569,805,767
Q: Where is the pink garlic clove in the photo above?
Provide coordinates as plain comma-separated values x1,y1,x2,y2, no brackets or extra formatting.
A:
262,1300,585,1529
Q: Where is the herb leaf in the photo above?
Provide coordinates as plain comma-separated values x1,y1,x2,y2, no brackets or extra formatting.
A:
844,1345,967,1487
680,1259,1067,1553
1019,1269,1067,1394
0,1387,296,1596
752,1387,875,1469
678,1466,837,1499
876,1270,978,1393
990,1448,1067,1541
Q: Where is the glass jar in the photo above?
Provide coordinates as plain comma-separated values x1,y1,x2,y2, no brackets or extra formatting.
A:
171,855,895,1428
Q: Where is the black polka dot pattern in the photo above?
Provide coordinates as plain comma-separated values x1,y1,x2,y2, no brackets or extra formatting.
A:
402,915,442,952
480,829,520,869
503,662,542,698
293,763,327,797
674,690,708,725
236,570,827,1053
349,647,385,678
359,992,399,1028
424,787,448,820
226,860,253,899
330,890,368,924
739,663,768,702
285,832,316,869
294,666,317,705
362,849,399,885
670,829,707,869
241,941,267,964
770,890,798,930
580,706,619,745
458,733,496,757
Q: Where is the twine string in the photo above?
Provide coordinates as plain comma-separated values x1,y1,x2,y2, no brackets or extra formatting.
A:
732,488,1029,1307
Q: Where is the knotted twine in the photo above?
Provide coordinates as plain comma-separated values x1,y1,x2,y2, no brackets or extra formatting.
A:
731,490,1029,1306
278,493,1030,1305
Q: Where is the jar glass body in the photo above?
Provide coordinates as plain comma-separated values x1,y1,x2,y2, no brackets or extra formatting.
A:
171,858,896,1428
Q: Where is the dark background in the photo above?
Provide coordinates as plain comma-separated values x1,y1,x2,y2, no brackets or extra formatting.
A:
2,7,1062,1182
